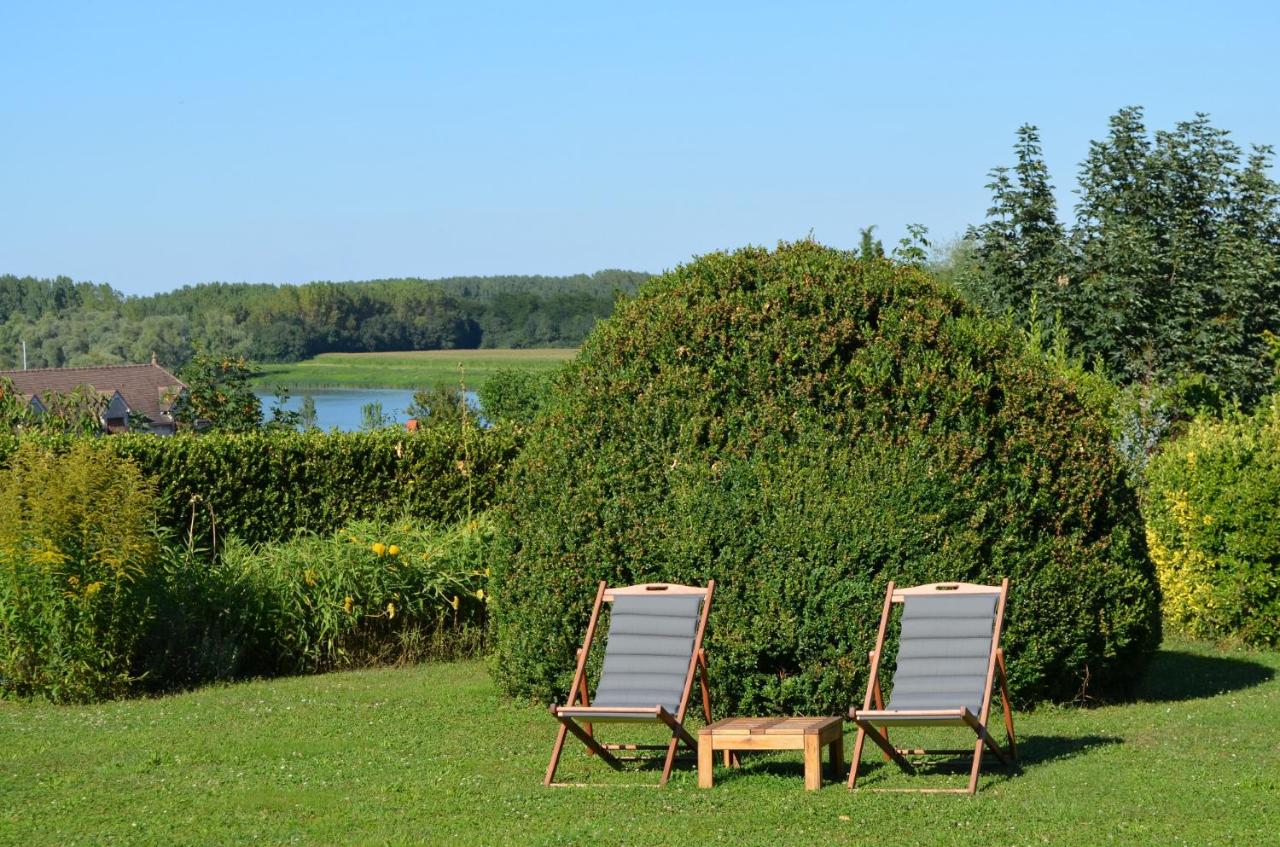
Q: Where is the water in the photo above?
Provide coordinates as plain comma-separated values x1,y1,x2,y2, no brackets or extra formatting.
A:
255,388,480,432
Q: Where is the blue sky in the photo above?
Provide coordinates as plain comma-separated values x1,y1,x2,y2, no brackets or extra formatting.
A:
2,1,1278,295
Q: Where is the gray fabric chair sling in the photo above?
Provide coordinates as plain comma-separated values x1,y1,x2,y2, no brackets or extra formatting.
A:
847,580,1018,794
545,581,714,787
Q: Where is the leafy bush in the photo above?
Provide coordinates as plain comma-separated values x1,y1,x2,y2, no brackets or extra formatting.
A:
0,442,160,702
478,368,554,425
133,542,269,690
1144,399,1280,646
491,242,1160,713
0,425,520,548
224,517,493,673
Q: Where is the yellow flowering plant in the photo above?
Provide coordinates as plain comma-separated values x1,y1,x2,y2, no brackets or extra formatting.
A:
222,514,495,673
0,441,160,703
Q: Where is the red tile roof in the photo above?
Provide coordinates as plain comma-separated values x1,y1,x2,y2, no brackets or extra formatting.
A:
0,363,186,425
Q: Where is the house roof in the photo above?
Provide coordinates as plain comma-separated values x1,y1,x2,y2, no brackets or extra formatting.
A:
0,363,186,424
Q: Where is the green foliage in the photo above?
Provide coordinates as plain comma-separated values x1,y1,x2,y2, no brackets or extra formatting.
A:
491,242,1160,714
173,350,263,432
962,107,1280,409
855,226,885,260
223,517,492,675
118,427,516,547
0,441,159,702
1144,398,1280,646
264,386,303,431
407,385,481,431
361,401,393,430
967,124,1067,317
299,394,318,430
477,368,554,425
1,498,496,701
132,541,268,689
0,425,520,549
890,223,933,267
0,377,108,436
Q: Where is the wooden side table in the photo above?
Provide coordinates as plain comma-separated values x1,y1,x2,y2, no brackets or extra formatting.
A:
698,716,845,790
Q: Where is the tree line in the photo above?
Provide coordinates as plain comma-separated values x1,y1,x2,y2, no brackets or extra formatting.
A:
0,270,649,369
947,106,1280,413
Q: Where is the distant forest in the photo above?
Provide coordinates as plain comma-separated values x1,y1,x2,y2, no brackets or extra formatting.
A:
0,271,649,369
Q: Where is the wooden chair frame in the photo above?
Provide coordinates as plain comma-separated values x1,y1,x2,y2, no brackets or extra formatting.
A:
545,580,715,787
847,579,1018,794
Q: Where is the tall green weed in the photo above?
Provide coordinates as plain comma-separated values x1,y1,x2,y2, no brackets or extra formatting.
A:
226,517,493,674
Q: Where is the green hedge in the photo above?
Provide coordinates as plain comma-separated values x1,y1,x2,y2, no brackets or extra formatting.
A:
0,426,520,547
1144,399,1280,646
491,242,1161,713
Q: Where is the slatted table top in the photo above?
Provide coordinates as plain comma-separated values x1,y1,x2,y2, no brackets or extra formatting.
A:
701,716,844,736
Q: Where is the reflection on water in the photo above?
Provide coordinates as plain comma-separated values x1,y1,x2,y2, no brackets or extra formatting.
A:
255,388,480,432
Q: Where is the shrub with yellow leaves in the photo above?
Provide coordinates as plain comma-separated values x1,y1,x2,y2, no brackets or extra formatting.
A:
1144,398,1280,646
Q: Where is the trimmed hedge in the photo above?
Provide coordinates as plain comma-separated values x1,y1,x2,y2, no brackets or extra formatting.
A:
0,426,520,547
1144,399,1280,646
491,242,1160,713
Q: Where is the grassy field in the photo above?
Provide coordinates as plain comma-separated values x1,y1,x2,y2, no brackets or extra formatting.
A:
1,638,1276,846
256,348,577,390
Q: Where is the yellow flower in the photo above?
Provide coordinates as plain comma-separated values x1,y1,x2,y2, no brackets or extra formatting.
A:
386,602,397,619
387,545,400,556
303,568,318,587
371,542,387,556
67,575,81,587
484,567,491,577
343,595,354,614
33,548,68,567
474,588,486,601
450,595,460,610
85,581,104,596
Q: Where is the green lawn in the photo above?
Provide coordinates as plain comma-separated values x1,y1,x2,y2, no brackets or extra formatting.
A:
256,348,577,390
2,639,1277,846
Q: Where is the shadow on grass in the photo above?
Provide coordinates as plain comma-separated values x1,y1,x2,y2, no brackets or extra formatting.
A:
1016,733,1121,768
841,734,1121,787
1136,649,1274,703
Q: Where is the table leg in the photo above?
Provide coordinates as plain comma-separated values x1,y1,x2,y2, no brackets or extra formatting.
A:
829,735,844,777
698,736,714,789
804,733,822,790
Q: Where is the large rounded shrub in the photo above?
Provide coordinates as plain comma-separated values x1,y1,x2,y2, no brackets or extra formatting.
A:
491,242,1160,712
1145,399,1280,646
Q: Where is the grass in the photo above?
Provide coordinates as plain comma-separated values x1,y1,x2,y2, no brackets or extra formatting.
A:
2,638,1277,846
255,348,577,390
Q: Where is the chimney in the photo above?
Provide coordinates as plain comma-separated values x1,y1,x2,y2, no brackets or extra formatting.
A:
151,351,158,366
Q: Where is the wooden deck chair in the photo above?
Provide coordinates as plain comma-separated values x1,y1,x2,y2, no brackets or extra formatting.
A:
847,580,1018,794
544,580,715,787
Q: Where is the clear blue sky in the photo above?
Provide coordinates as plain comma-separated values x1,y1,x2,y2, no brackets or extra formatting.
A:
2,1,1278,296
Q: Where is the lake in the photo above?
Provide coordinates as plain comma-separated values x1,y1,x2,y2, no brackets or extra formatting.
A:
255,388,480,431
